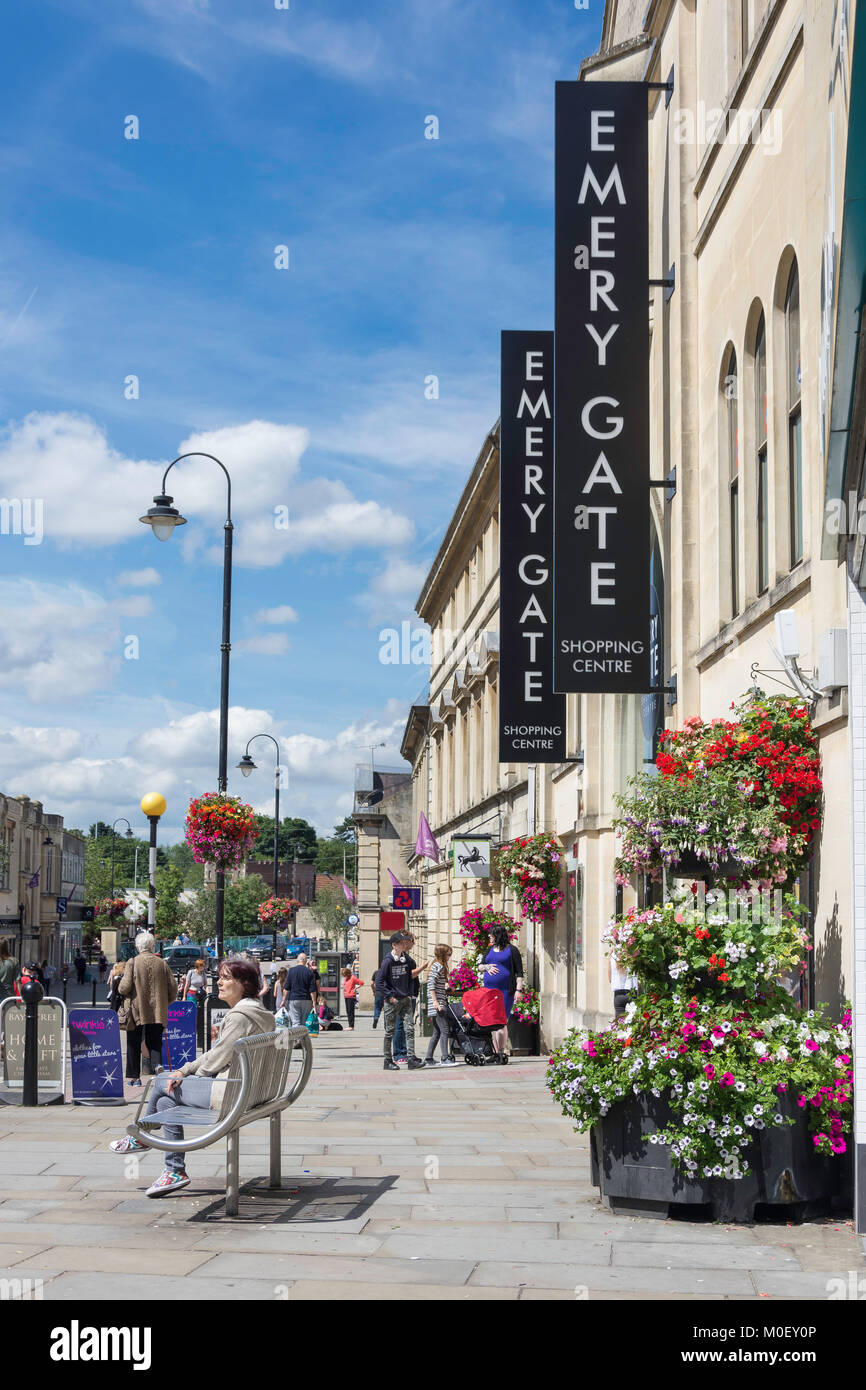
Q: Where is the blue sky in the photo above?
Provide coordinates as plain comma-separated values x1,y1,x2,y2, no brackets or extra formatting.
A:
0,0,600,841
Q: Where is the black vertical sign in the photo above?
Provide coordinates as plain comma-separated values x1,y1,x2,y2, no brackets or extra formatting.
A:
499,331,566,762
553,81,650,693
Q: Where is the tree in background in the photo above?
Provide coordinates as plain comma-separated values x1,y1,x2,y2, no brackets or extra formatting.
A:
307,881,352,950
165,841,205,890
315,816,356,882
154,864,186,939
253,814,318,862
82,830,165,903
178,874,270,940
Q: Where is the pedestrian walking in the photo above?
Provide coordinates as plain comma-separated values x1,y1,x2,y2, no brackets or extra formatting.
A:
285,952,320,1028
108,958,274,1197
273,966,289,1013
378,932,426,1071
423,944,454,1066
41,959,57,995
479,925,524,1063
107,958,125,1010
73,950,87,985
341,966,364,1030
117,932,179,1087
98,952,108,983
392,932,427,1061
371,964,387,1029
181,958,208,1018
0,943,19,1002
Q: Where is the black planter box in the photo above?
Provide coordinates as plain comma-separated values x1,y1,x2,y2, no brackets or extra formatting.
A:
508,1017,539,1056
590,1092,846,1223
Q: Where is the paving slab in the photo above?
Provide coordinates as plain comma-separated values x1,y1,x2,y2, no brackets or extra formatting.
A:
611,1241,801,1271
469,1262,757,1295
0,1021,861,1301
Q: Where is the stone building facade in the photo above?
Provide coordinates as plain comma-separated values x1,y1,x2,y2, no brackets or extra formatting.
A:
397,0,857,1058
0,794,84,966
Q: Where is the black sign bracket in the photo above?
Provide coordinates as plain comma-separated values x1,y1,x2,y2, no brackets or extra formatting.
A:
649,264,676,301
646,67,675,107
649,466,677,502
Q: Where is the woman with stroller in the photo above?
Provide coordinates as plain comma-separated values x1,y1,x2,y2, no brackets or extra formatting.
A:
480,924,523,1064
423,944,455,1067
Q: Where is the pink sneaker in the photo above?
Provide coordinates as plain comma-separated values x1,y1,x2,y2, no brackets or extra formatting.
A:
146,1170,190,1197
109,1135,145,1154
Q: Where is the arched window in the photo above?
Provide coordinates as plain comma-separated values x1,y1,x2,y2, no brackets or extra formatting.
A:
722,348,740,616
785,262,803,565
754,313,769,594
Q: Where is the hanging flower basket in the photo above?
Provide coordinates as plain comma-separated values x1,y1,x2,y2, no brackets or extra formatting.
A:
257,897,301,929
458,905,519,954
95,897,128,922
613,692,822,889
495,834,564,922
185,793,259,871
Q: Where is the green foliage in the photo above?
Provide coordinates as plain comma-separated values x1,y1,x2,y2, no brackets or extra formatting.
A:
315,816,356,878
165,841,204,890
252,815,318,862
177,874,270,939
307,882,352,948
154,864,186,939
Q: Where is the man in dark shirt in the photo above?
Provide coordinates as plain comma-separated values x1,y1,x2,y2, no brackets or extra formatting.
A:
377,933,425,1071
285,953,320,1028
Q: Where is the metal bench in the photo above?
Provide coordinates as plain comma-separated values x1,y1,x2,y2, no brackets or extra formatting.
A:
126,1027,313,1215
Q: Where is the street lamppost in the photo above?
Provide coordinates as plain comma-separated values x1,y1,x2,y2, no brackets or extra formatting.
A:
237,733,282,955
140,452,233,960
140,794,167,939
42,834,54,962
110,818,131,899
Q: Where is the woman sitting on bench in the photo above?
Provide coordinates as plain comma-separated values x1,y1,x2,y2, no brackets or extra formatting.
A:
109,958,274,1197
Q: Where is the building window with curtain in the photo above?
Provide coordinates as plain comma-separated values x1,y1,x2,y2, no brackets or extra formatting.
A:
724,348,740,617
755,313,769,594
786,262,803,566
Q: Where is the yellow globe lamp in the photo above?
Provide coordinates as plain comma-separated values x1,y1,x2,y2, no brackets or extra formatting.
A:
140,793,167,819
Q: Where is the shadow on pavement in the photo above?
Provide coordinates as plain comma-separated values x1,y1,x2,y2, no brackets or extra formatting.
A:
188,1174,398,1225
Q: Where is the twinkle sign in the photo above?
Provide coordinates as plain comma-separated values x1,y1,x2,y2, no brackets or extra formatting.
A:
553,81,650,693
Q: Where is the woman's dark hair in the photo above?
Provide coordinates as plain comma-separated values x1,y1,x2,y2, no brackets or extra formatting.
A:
341,967,352,978
218,959,260,999
490,924,512,951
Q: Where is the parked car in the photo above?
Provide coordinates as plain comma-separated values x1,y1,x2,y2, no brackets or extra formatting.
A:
247,934,288,961
161,946,209,975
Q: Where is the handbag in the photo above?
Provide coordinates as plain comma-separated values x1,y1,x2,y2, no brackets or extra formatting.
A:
116,959,135,1031
305,1008,320,1035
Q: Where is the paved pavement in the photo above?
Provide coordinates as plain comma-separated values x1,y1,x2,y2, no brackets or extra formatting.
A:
0,1016,862,1301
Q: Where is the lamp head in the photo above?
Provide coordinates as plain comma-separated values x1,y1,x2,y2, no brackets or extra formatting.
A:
237,754,256,778
139,493,187,542
140,793,167,819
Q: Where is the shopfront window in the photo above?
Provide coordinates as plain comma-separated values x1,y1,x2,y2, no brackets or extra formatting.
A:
754,313,769,594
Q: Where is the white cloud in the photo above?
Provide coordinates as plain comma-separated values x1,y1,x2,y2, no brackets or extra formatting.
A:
0,412,415,568
0,578,151,703
2,701,411,843
117,568,162,587
234,633,290,657
253,605,298,625
358,555,431,626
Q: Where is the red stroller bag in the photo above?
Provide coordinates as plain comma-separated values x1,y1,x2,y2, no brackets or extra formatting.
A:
461,987,507,1028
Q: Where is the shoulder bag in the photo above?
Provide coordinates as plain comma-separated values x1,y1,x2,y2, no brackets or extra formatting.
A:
116,959,135,1031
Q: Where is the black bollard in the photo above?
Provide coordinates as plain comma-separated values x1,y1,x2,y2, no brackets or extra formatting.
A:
91,979,97,1008
62,975,68,1005
21,979,45,1107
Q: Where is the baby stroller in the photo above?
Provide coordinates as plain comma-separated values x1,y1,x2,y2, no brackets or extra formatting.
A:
446,987,507,1065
